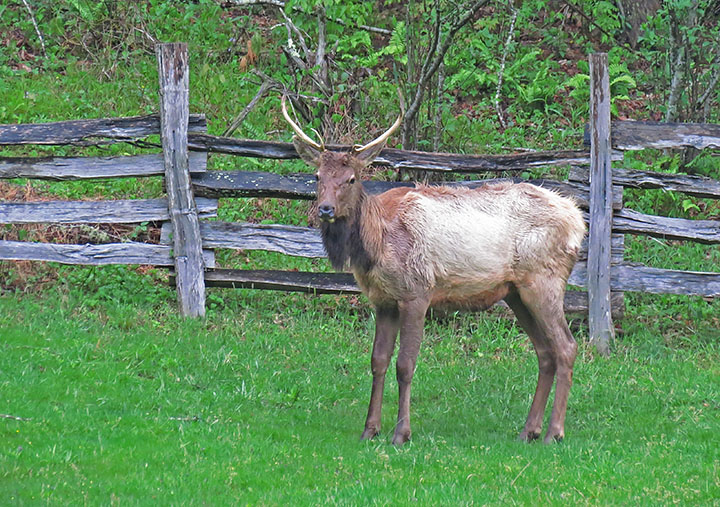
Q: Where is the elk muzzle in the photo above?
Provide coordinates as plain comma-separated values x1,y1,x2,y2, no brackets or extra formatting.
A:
318,204,336,223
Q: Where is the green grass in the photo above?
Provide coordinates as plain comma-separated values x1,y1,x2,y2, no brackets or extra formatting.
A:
1,283,718,504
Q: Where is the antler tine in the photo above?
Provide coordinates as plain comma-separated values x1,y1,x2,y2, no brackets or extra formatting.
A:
281,95,325,151
310,128,326,149
352,113,402,154
353,88,404,154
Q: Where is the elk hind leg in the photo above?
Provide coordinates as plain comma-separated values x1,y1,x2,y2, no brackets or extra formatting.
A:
517,282,577,443
505,290,556,442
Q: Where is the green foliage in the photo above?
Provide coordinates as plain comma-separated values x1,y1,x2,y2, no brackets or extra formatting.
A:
638,0,720,122
65,0,104,23
586,0,622,43
562,57,637,119
57,265,174,309
506,53,564,115
358,21,407,67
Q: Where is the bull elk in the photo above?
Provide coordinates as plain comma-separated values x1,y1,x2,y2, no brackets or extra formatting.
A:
282,96,586,445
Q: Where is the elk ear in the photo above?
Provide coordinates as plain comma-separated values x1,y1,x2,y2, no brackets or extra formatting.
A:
352,141,387,167
293,137,323,167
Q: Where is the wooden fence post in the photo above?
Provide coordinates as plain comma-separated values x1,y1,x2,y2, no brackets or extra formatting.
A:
157,43,206,317
587,53,615,355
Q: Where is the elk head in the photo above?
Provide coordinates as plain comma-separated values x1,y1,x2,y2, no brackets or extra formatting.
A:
281,95,402,223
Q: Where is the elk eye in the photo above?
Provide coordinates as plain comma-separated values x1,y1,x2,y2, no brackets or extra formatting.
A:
348,176,356,185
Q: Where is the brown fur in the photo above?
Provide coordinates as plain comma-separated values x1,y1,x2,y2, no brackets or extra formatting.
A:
290,129,586,446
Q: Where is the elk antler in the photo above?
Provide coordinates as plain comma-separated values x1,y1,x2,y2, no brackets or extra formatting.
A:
281,95,325,151
352,88,404,154
351,113,402,155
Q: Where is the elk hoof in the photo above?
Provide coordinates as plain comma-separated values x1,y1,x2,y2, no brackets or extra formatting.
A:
360,428,379,441
391,430,411,446
543,433,564,444
518,430,541,442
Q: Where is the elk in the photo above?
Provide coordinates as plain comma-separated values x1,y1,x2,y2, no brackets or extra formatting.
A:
282,96,586,445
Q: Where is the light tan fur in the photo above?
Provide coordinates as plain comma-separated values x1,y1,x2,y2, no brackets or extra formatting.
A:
353,182,584,310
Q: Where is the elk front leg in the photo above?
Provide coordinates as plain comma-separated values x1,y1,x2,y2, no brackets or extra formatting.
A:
361,304,400,440
392,297,430,446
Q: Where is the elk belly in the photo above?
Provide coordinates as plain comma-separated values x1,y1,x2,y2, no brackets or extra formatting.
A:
430,280,512,311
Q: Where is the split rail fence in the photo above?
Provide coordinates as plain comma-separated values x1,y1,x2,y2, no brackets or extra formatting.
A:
1,46,719,353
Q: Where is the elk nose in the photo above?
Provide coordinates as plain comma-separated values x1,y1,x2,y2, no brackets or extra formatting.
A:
318,204,335,221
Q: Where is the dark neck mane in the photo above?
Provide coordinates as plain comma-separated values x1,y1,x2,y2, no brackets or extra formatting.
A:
320,191,375,273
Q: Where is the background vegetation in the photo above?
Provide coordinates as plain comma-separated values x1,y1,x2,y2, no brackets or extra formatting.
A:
1,0,719,503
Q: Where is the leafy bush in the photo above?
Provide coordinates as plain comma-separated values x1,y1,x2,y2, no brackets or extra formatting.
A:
562,55,637,120
58,265,173,309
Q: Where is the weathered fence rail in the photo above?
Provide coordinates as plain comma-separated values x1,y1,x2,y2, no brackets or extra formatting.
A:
1,47,719,353
190,170,622,208
571,165,720,199
159,221,626,262
0,152,208,180
0,240,216,267
584,120,720,151
0,197,217,224
189,134,604,171
0,114,207,145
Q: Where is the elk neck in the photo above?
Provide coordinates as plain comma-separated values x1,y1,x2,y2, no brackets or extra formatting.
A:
320,185,382,274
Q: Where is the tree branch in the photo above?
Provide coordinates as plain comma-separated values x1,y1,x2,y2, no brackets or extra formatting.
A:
316,6,329,92
404,0,491,142
495,4,519,130
696,51,720,118
221,0,391,35
278,6,311,62
21,0,46,58
561,0,636,52
665,44,685,122
277,6,332,98
224,79,276,137
432,61,445,151
225,0,285,7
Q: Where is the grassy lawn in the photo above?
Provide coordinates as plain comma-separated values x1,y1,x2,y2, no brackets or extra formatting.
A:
1,273,718,504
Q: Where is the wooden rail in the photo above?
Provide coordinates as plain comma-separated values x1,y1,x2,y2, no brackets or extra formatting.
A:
569,262,720,297
195,269,624,317
583,120,720,151
570,165,720,199
0,239,215,267
0,114,206,145
0,197,217,224
160,221,625,263
0,152,207,180
188,133,601,172
190,170,622,208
